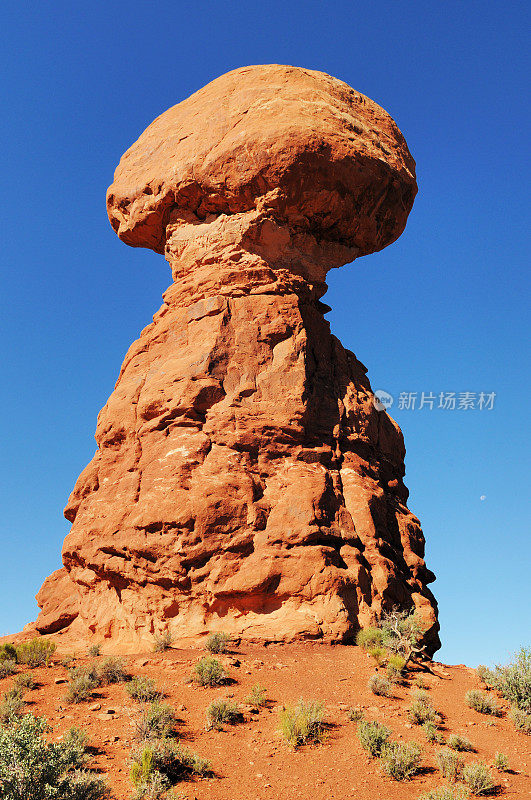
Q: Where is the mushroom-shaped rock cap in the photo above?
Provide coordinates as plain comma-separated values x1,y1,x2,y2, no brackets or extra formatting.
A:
107,64,417,259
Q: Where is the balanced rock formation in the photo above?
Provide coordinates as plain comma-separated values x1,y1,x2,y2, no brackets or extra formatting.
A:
34,65,440,654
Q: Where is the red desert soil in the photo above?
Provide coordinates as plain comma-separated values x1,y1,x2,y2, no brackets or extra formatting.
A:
2,642,530,799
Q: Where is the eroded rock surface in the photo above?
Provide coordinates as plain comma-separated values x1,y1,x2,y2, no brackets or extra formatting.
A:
34,65,439,653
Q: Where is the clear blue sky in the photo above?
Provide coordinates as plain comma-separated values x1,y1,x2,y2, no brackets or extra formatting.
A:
0,1,528,667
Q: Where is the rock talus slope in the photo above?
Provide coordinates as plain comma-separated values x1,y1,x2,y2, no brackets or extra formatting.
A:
34,65,440,653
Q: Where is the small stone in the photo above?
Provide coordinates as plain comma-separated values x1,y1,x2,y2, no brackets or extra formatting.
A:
54,678,67,684
89,703,101,711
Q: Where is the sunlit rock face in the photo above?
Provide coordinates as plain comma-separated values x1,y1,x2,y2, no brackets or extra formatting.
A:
34,65,440,654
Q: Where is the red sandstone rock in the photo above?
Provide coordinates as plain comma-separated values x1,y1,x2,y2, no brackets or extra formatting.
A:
34,65,439,654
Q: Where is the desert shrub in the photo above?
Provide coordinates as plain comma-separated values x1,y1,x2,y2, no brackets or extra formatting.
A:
13,673,36,690
480,647,531,712
368,674,392,696
368,646,388,666
423,721,444,743
357,719,390,758
16,638,56,667
0,688,25,723
127,676,161,703
0,714,108,799
462,760,495,795
98,656,127,685
447,733,474,752
0,644,17,663
414,676,430,690
493,751,509,771
436,747,464,782
465,690,501,716
191,656,227,687
380,741,422,780
356,627,384,649
278,700,325,747
418,788,470,800
205,632,230,654
66,665,100,704
510,705,531,734
380,608,422,660
245,684,267,708
476,665,490,684
88,644,101,657
408,691,439,725
206,699,242,730
387,654,406,682
61,726,90,766
135,701,177,740
132,769,168,800
347,706,364,722
0,660,17,679
131,740,210,785
153,631,173,652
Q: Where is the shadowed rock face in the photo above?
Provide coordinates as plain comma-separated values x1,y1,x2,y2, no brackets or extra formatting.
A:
34,65,440,654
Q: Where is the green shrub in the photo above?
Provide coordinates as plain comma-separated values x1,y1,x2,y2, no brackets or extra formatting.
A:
65,666,100,704
423,721,444,743
418,787,470,800
61,726,89,766
357,719,390,758
408,691,439,725
368,674,392,696
380,608,422,659
493,751,509,772
0,714,108,800
387,654,406,682
356,627,384,649
347,706,364,722
127,676,161,703
0,660,17,679
153,631,173,652
465,689,501,716
16,638,56,667
131,740,210,784
368,646,388,666
245,684,267,709
98,656,127,684
191,656,227,687
0,688,25,723
88,644,101,657
436,747,464,782
380,741,422,780
414,676,430,690
510,705,531,734
447,733,474,752
135,701,177,740
13,673,36,691
132,770,169,800
278,700,326,747
205,632,230,654
206,699,242,730
462,760,495,795
0,644,17,664
479,647,531,713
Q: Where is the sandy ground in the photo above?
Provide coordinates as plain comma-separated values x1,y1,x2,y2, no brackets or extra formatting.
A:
1,643,530,800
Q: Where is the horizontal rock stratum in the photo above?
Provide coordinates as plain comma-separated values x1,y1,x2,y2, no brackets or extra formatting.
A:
34,65,440,654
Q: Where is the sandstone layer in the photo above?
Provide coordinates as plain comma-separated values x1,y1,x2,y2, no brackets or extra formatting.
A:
34,65,440,654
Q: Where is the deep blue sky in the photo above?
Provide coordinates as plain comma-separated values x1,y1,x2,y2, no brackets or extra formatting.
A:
1,1,528,666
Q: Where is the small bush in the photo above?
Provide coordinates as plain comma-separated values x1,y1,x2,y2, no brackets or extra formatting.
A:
465,690,501,716
98,657,127,685
357,719,390,758
205,632,230,654
131,740,210,784
61,726,89,767
423,721,444,743
408,691,439,725
132,770,168,800
87,644,101,657
278,700,326,747
380,608,422,659
127,677,161,703
510,705,531,734
191,657,227,687
493,751,509,772
436,747,464,783
447,733,474,752
153,631,173,652
0,644,17,663
414,676,430,690
0,688,25,723
478,647,531,712
380,741,422,780
206,699,242,730
65,666,100,704
16,638,56,667
418,787,470,800
135,701,177,740
368,646,388,666
245,684,267,709
369,674,392,696
462,760,495,795
347,706,364,722
13,673,37,691
387,654,406,682
356,627,384,649
0,660,17,679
